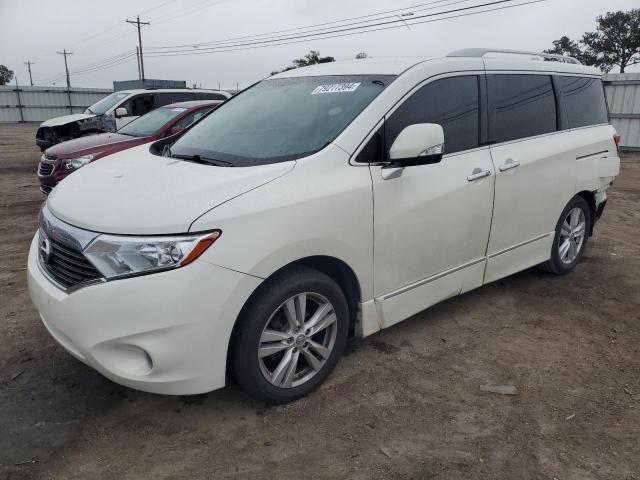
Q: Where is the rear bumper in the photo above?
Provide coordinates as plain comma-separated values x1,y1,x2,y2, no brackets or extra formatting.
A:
27,234,262,395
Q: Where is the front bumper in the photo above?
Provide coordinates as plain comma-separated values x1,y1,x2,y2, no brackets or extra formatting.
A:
38,173,58,194
27,234,262,395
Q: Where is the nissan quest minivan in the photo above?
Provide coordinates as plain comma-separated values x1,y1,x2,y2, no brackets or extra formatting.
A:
28,49,620,404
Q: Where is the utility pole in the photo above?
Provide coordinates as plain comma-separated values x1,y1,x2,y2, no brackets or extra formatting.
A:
56,49,73,88
24,60,35,86
126,16,150,81
135,46,142,79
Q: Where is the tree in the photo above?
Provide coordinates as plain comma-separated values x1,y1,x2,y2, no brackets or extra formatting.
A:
291,50,335,68
546,9,640,73
271,50,335,75
582,10,640,73
355,52,368,59
0,65,14,85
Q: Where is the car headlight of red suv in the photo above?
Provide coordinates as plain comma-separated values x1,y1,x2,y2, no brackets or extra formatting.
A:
62,154,95,170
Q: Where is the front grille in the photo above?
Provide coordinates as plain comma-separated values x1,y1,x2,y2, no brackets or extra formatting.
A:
44,153,57,161
38,162,54,176
41,237,102,289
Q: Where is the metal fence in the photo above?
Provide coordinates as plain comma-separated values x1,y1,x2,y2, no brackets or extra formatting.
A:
0,85,113,123
604,73,640,151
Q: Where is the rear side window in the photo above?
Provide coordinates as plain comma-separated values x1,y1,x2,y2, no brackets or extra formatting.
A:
196,92,228,101
488,74,557,143
153,92,195,107
556,76,608,129
386,75,480,155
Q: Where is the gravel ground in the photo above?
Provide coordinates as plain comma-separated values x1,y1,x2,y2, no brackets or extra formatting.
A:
1,123,639,480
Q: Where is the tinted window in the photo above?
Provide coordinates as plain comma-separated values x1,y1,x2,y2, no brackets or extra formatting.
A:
196,92,228,101
556,76,608,129
153,92,194,107
356,127,384,163
386,76,479,155
488,75,557,143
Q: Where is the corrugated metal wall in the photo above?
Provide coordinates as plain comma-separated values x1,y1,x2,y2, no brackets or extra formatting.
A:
0,86,112,123
604,73,640,151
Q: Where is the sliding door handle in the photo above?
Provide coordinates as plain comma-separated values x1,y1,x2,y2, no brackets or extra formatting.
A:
467,168,492,182
499,159,520,172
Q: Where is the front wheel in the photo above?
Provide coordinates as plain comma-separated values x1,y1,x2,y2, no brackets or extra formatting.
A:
230,266,349,404
540,196,591,275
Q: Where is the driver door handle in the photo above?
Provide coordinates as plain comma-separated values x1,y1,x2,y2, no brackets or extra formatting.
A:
467,168,492,182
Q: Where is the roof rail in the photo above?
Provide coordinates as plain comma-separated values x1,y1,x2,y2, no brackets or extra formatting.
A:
447,48,581,65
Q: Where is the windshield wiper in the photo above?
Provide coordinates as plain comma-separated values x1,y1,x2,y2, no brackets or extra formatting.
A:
171,153,234,167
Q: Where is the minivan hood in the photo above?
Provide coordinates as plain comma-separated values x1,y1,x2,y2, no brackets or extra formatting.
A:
40,113,96,127
47,145,295,235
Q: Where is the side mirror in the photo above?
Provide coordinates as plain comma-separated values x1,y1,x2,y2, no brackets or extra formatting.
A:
388,123,444,166
169,125,184,135
115,107,128,118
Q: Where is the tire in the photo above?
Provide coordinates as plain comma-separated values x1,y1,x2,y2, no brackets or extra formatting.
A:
540,195,591,275
230,265,349,404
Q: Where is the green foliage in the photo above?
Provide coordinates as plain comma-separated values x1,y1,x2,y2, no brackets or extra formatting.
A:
271,50,335,75
546,9,640,73
0,65,14,85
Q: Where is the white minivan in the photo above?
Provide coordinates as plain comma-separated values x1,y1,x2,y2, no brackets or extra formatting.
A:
28,49,620,404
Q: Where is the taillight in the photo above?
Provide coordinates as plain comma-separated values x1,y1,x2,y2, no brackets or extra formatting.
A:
613,134,621,147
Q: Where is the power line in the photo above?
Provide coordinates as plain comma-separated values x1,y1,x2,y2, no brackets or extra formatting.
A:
38,49,136,84
146,0,471,50
137,0,179,16
145,0,537,56
145,0,547,59
149,0,222,25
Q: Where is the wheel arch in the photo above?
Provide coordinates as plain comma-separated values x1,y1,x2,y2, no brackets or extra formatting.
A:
576,190,597,236
226,255,362,378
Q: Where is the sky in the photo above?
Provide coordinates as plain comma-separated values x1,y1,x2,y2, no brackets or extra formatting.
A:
1,0,638,90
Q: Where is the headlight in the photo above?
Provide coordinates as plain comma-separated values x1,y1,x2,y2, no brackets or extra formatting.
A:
62,154,95,170
84,231,221,280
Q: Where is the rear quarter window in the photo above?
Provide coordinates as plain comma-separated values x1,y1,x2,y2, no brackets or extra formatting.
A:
195,92,228,101
556,76,608,129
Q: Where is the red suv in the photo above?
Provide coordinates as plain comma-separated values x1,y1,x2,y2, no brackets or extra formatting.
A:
37,100,221,194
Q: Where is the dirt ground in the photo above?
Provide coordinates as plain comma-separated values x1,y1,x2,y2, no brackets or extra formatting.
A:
0,123,639,480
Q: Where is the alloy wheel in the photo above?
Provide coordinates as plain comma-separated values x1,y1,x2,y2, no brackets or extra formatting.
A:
258,292,338,388
559,207,586,264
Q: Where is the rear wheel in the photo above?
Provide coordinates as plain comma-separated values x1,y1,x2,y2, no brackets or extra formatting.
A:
540,196,591,275
231,266,349,404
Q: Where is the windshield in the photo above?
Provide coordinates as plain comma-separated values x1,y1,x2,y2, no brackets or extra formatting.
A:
170,75,395,166
85,92,129,115
119,107,187,137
